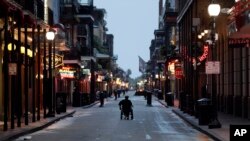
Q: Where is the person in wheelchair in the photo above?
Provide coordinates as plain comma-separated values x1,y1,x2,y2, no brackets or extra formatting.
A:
119,96,133,120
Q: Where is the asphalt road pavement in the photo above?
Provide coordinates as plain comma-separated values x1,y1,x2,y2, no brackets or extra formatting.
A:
14,91,214,141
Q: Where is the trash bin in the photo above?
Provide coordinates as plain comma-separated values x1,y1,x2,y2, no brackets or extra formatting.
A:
165,92,174,106
72,92,82,107
146,91,152,106
197,98,212,125
179,91,186,111
157,90,163,100
56,92,67,114
82,93,90,105
61,92,67,112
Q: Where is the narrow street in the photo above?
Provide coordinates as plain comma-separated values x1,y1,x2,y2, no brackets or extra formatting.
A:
15,91,213,141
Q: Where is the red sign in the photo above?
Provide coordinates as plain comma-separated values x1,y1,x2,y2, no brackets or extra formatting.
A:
198,44,209,62
175,67,183,79
228,38,250,48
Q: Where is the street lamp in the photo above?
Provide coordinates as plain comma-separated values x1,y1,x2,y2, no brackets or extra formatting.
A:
46,30,55,40
207,1,221,129
46,29,55,117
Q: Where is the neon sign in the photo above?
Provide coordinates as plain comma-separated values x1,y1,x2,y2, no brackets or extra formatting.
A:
228,38,250,48
59,67,75,79
198,44,209,62
45,54,64,68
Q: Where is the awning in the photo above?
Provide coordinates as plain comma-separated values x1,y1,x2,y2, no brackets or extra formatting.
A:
63,60,81,66
80,56,96,62
229,32,250,39
229,23,250,39
239,23,250,34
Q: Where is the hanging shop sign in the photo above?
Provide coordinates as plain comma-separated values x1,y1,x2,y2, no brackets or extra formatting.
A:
228,38,250,48
45,54,64,68
59,67,75,79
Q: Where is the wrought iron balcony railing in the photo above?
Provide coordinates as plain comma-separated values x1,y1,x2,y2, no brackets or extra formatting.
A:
12,0,44,21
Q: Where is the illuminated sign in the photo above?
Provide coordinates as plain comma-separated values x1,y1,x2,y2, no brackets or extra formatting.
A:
228,38,250,48
82,69,90,75
175,68,183,79
175,63,183,79
59,67,75,79
198,44,209,62
45,54,64,68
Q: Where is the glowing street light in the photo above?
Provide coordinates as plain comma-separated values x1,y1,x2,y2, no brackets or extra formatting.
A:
207,1,221,129
46,31,55,41
208,3,221,17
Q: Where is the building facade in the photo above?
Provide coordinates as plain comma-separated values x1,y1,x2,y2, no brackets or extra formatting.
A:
148,0,250,122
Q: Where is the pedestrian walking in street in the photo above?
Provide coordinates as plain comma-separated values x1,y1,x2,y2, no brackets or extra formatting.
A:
117,89,121,98
114,89,118,100
99,91,105,107
122,89,125,96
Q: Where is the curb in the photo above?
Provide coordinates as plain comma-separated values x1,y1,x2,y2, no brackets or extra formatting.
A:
157,99,222,141
82,101,99,109
172,109,222,141
2,111,75,141
11,101,99,140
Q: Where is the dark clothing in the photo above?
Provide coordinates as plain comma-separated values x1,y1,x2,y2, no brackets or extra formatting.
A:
114,90,118,100
119,99,133,110
99,92,105,107
119,98,133,119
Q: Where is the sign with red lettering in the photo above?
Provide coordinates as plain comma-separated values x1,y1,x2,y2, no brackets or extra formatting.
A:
228,38,250,48
59,67,76,79
175,67,183,79
198,44,209,62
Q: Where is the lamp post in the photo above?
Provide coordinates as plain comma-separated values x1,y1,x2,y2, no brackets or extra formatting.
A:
3,13,9,131
53,37,56,115
46,29,55,117
207,1,221,128
43,29,47,118
37,25,41,121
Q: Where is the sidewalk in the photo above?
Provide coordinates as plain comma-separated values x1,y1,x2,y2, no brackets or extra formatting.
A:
157,99,250,141
0,102,99,141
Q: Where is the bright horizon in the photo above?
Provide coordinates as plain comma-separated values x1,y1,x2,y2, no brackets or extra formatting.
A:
94,0,158,78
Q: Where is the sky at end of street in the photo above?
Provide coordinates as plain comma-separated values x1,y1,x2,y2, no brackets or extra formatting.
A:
94,0,159,78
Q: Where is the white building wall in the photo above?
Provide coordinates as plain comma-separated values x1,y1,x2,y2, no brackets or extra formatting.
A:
45,0,60,24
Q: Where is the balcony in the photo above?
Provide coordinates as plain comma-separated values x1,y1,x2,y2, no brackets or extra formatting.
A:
60,0,80,23
78,0,93,6
61,0,79,6
37,0,44,20
63,47,81,60
7,0,44,21
163,11,178,25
